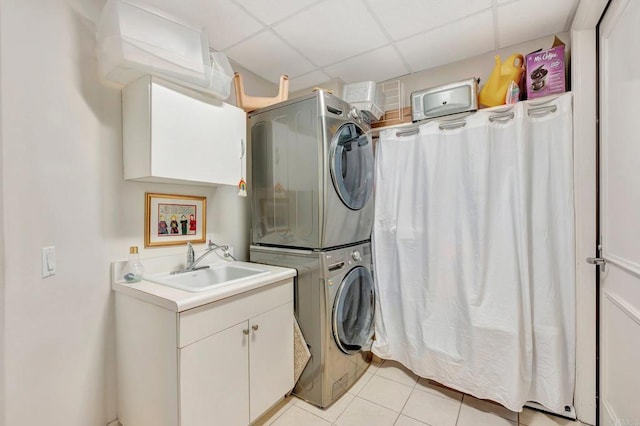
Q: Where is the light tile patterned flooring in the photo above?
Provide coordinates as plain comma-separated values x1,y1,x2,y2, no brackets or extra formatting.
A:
255,358,585,426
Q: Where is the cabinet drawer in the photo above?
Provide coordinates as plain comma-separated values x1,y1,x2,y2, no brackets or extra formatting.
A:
178,279,293,348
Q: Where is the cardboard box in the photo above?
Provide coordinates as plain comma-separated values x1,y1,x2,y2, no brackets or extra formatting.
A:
525,37,566,99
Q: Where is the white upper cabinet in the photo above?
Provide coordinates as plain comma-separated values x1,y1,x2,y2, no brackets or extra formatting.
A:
122,76,246,186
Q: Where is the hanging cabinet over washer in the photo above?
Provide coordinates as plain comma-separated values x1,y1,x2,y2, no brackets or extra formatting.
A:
122,75,246,186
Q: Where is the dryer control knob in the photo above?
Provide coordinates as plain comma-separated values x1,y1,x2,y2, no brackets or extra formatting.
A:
352,251,362,262
349,106,360,120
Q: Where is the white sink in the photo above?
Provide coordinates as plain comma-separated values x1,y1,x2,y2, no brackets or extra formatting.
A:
144,263,270,292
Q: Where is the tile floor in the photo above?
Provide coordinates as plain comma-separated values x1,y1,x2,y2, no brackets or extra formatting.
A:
255,358,585,426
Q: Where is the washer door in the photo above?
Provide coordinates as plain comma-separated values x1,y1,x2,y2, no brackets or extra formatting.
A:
332,266,375,354
330,123,374,210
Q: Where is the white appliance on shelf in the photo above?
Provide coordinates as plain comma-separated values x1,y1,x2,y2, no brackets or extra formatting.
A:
411,78,479,122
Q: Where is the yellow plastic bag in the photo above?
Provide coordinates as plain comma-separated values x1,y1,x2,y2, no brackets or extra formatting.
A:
479,54,524,107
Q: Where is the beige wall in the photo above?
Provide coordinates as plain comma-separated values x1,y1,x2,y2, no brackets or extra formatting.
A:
289,77,345,100
0,1,275,425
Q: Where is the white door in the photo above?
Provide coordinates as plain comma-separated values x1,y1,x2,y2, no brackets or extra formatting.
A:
248,302,294,423
180,321,250,426
599,1,640,424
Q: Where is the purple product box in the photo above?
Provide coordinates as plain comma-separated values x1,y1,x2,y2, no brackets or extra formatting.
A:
525,45,566,99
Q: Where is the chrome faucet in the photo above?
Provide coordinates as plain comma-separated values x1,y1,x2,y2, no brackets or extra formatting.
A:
186,242,195,268
202,240,237,261
172,240,235,274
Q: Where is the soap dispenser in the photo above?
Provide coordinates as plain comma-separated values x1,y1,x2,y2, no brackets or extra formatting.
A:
122,246,144,283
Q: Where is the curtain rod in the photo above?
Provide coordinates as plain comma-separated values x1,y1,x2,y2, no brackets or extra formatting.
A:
394,99,560,137
489,109,515,122
528,104,557,117
396,128,419,137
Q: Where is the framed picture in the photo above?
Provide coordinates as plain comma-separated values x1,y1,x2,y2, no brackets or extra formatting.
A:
145,193,206,247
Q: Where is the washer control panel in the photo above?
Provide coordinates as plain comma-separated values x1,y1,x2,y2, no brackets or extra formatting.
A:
321,242,372,277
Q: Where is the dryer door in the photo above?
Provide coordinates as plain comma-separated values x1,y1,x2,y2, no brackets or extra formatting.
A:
332,266,375,354
330,123,374,211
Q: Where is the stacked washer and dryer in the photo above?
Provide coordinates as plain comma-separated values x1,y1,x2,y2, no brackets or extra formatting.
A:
248,90,376,408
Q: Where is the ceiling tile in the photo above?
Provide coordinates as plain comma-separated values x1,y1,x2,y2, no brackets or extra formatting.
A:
121,0,580,92
497,0,577,47
225,31,315,82
233,0,319,25
366,0,492,41
396,10,495,73
273,0,389,66
143,0,264,51
324,46,409,83
288,70,332,92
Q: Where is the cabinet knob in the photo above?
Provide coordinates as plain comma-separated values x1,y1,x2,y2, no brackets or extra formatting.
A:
252,324,259,331
243,329,249,335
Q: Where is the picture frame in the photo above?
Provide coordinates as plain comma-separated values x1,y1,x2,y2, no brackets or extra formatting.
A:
145,193,206,248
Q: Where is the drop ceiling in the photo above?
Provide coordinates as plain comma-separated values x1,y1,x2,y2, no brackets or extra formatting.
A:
143,0,580,92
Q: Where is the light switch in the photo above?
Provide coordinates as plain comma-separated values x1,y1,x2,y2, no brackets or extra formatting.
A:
42,246,56,278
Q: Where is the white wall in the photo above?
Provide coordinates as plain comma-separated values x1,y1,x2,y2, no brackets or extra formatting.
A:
0,2,5,424
289,77,347,100
2,3,114,423
0,1,275,425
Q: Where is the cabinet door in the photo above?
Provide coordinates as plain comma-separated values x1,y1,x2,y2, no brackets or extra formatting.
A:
248,302,294,422
180,321,249,426
152,82,246,186
124,77,247,186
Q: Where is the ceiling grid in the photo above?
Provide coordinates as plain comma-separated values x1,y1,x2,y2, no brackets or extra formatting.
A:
142,0,580,91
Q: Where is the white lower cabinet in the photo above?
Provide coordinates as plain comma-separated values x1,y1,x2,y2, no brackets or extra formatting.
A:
115,279,294,426
248,303,295,421
180,322,250,426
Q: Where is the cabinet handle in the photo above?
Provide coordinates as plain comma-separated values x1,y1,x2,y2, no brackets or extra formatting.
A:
243,329,249,335
252,324,259,331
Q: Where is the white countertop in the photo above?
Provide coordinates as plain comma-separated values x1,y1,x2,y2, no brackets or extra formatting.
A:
112,258,296,312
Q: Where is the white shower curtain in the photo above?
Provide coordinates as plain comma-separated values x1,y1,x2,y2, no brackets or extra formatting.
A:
372,93,575,413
